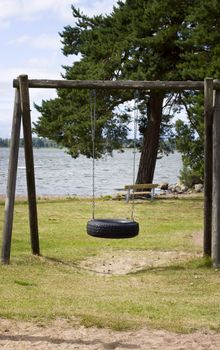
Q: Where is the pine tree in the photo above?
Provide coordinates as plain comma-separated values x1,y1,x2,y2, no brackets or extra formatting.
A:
34,0,192,183
174,0,220,185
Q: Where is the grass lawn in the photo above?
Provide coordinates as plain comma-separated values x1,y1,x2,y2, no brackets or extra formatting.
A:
0,195,219,333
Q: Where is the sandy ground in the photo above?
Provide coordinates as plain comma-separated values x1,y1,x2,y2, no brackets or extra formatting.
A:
80,249,201,275
1,318,220,349
0,195,211,350
2,242,219,350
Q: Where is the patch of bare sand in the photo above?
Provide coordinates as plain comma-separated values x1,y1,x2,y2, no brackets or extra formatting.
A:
193,231,203,247
80,249,201,275
0,318,220,350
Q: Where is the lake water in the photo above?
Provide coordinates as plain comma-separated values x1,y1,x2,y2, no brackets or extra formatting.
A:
0,148,182,197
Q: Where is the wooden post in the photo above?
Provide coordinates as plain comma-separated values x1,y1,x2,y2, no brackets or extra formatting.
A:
1,89,22,264
18,75,40,256
212,90,220,267
204,78,213,257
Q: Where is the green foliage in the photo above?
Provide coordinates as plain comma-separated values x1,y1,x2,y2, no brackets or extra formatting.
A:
177,0,220,80
0,138,10,147
174,0,220,184
175,92,204,185
34,0,192,161
34,91,129,158
179,165,203,188
31,137,58,148
33,0,220,182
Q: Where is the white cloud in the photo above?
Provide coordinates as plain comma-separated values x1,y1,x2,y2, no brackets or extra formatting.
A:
0,1,19,20
0,0,73,22
10,34,61,50
0,68,59,138
32,34,61,50
0,0,119,138
0,0,118,23
75,0,117,16
0,20,10,30
9,35,30,45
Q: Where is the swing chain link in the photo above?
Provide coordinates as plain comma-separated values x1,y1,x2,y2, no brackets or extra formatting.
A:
90,89,96,219
90,89,139,222
131,90,139,221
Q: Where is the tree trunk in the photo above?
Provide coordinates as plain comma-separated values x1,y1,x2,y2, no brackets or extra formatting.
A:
136,92,164,184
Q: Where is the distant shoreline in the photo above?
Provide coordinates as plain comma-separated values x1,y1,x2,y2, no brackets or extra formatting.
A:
0,146,60,149
1,149,182,197
0,192,203,202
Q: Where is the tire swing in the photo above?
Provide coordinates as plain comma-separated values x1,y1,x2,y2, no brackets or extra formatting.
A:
87,90,139,239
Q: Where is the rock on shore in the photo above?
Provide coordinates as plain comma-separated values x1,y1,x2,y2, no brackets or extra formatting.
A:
159,182,203,194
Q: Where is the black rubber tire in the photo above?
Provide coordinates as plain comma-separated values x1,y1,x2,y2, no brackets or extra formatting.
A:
87,219,139,239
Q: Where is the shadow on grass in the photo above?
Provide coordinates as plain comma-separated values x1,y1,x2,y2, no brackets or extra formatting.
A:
41,255,78,268
128,256,212,275
127,264,186,275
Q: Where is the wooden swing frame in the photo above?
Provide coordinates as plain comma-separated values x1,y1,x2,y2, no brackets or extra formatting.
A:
1,75,219,266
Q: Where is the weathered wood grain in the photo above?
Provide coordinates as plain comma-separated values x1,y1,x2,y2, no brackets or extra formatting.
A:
1,89,22,264
19,75,40,256
204,78,214,257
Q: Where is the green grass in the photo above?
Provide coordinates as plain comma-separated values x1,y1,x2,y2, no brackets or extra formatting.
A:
1,195,219,333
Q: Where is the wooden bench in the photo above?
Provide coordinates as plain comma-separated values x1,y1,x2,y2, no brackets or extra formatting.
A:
124,183,158,202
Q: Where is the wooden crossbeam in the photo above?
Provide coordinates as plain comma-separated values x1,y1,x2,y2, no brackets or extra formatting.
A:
12,78,220,91
1,74,217,264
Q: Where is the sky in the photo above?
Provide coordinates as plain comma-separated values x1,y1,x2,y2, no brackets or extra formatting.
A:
0,0,119,138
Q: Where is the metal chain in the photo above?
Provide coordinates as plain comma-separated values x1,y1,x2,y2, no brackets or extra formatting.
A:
131,90,139,221
90,89,96,219
90,89,138,221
